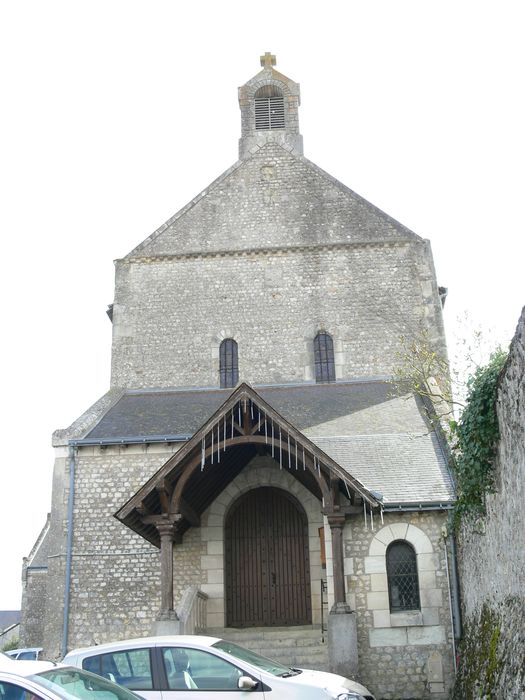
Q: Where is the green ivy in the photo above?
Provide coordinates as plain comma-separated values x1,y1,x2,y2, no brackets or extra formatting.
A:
1,637,20,652
450,349,507,525
453,604,503,698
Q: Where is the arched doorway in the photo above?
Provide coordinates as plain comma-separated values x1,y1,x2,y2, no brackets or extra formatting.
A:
225,487,312,627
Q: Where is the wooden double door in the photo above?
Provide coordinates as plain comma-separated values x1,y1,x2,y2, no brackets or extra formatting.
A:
225,487,312,627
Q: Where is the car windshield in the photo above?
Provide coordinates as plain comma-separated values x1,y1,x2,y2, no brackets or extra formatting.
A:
212,640,297,677
29,667,141,700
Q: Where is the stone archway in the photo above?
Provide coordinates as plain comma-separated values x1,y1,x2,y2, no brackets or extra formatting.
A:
224,486,312,627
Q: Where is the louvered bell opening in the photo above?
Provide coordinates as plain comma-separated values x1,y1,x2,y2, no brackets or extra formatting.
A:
254,86,285,130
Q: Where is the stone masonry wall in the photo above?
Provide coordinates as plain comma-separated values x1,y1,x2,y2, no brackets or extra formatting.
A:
41,443,195,656
37,440,456,700
132,144,424,256
111,243,439,389
344,511,455,699
20,570,47,648
111,143,446,390
454,308,525,698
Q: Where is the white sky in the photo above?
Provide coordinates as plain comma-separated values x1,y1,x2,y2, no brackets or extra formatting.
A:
0,1,523,612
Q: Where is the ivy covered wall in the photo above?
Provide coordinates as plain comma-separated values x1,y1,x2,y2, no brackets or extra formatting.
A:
453,307,525,699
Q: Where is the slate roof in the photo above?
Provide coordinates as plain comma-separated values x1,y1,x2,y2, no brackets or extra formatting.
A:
0,611,20,632
312,434,455,507
24,514,51,569
85,380,397,441
83,381,454,508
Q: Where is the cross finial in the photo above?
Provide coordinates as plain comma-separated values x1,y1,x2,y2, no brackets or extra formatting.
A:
260,52,276,69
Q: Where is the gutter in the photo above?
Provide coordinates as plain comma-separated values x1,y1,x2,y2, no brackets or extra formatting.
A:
69,435,190,447
382,502,455,512
445,515,463,652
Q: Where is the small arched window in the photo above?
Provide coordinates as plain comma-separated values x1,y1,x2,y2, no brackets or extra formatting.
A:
314,332,335,383
386,541,420,612
219,339,239,388
254,85,285,130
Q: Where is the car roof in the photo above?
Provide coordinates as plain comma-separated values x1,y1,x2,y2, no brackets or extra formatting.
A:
0,653,56,676
0,666,137,700
0,672,47,684
5,648,43,659
64,635,222,657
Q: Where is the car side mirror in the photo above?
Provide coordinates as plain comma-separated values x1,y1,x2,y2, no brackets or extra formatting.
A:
237,676,258,690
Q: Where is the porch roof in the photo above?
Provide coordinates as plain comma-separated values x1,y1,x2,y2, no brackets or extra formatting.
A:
113,383,388,547
107,382,454,547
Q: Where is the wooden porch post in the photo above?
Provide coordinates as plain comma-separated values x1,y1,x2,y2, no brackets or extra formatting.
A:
156,521,178,617
325,510,357,677
326,512,351,613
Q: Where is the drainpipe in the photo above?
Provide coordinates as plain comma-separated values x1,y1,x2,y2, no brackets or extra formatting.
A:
444,516,462,672
61,444,77,658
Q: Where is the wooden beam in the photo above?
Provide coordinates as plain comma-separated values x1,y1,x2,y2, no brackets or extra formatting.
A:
155,479,173,514
136,501,151,516
178,498,200,527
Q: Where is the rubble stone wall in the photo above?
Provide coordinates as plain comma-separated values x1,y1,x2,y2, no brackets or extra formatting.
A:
345,511,455,699
110,145,446,390
39,444,186,656
454,307,525,698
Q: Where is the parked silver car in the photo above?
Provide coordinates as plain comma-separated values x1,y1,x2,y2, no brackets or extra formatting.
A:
64,635,375,700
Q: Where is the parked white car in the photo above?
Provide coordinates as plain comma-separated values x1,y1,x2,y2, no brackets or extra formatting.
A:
0,651,55,675
0,666,141,700
4,648,43,661
64,635,375,700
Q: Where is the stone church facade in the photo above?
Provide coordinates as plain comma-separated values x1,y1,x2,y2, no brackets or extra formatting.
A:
22,55,459,699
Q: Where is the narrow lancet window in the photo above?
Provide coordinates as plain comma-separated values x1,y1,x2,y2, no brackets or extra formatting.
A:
255,85,285,130
314,332,335,383
386,541,421,612
220,339,239,388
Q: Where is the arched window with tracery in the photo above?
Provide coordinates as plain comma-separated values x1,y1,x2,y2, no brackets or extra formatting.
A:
386,540,421,612
220,339,239,388
254,85,285,130
314,332,335,383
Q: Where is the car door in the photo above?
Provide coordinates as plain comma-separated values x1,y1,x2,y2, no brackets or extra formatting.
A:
81,647,160,700
157,646,264,700
0,677,56,700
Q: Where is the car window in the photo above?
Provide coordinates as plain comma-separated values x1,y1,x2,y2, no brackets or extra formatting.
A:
17,653,38,661
32,668,140,700
0,681,45,700
81,650,153,690
212,640,292,676
161,648,243,691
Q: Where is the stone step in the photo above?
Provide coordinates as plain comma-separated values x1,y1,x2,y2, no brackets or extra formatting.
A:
207,626,329,672
208,625,324,640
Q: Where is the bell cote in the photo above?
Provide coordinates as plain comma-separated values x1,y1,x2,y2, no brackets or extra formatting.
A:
238,53,303,160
